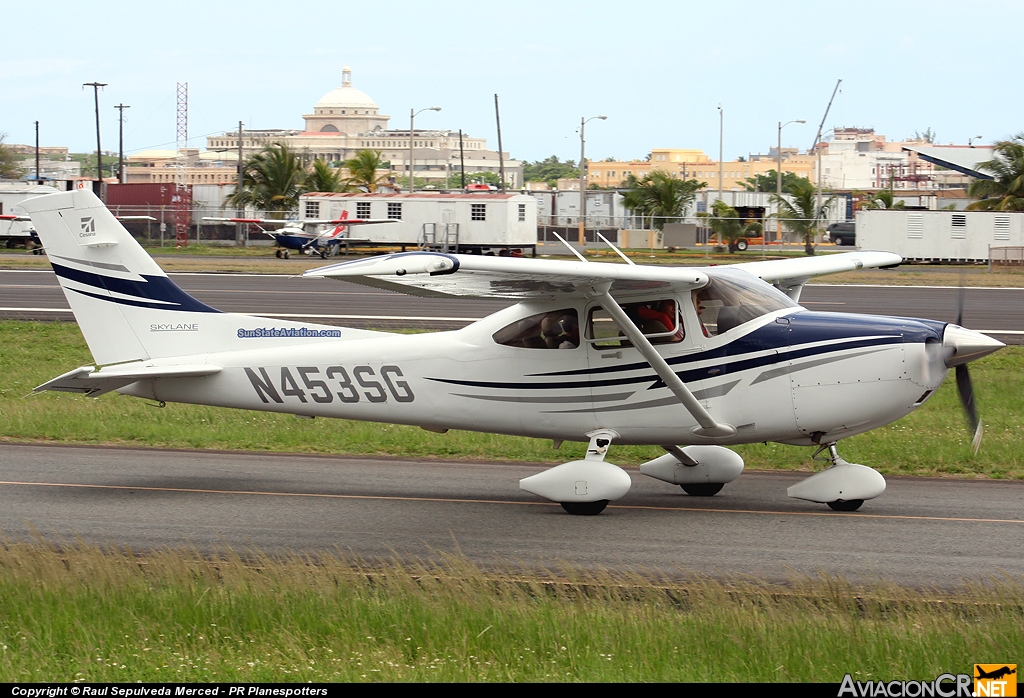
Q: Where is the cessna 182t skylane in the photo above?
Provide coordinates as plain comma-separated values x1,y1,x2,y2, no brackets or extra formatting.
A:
23,190,1004,515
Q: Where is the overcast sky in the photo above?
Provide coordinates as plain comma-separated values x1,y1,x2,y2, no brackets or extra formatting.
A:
2,0,1020,165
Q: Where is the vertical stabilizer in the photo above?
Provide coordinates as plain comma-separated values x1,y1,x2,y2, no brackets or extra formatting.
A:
20,190,388,366
19,190,222,364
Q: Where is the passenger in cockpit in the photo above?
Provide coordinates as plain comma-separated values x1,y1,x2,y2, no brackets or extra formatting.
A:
541,312,580,349
692,291,711,337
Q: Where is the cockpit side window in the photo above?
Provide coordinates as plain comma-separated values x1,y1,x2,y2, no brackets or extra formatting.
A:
493,309,580,349
586,298,684,348
693,270,796,336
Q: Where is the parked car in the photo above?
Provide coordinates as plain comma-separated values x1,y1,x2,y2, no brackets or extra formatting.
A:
827,221,856,246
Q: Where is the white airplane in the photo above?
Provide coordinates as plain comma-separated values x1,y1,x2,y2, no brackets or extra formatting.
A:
203,210,396,259
21,190,1004,515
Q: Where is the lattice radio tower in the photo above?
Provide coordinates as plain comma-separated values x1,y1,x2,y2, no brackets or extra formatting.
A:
174,82,190,246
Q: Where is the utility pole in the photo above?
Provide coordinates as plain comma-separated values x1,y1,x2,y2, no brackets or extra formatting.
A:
717,104,724,205
115,103,130,183
34,121,40,183
812,79,842,239
236,121,245,246
495,94,506,192
458,129,466,189
83,82,107,197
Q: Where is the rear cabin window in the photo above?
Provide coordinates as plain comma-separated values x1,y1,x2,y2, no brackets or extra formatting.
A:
586,299,684,347
694,269,796,336
493,309,580,349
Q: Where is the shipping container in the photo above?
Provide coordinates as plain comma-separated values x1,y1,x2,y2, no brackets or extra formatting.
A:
857,210,1024,262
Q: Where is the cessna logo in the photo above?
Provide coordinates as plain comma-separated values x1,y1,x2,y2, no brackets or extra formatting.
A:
80,217,96,237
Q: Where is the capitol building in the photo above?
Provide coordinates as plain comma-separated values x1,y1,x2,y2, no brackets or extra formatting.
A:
205,67,521,187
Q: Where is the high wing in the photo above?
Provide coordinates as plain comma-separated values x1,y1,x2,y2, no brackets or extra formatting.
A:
202,217,397,227
304,252,708,299
732,250,902,300
303,250,901,301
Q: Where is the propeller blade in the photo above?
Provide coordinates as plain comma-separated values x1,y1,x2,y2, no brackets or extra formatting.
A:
955,364,982,454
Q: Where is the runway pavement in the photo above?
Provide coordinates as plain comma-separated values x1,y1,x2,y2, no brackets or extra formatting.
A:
1,269,1023,340
1,443,1021,587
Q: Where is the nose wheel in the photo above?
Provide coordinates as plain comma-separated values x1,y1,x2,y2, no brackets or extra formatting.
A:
787,443,885,511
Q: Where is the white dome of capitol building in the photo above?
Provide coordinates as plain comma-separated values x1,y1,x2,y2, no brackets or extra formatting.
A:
304,67,390,134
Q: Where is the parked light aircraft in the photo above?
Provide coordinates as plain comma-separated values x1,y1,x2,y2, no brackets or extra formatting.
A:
204,210,396,259
22,190,1004,515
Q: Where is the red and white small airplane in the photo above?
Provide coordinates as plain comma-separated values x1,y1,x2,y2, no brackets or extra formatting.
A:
203,210,396,259
21,190,1003,515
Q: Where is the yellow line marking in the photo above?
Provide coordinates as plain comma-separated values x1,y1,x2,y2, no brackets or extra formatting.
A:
1,480,1022,524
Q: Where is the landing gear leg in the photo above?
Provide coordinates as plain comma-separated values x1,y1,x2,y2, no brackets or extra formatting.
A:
787,442,885,512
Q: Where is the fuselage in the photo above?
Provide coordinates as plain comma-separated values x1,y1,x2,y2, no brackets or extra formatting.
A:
122,299,949,447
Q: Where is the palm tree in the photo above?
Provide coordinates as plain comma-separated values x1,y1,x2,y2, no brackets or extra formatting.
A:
304,158,348,193
860,189,905,210
966,133,1024,211
621,171,704,231
343,149,388,192
0,134,22,179
771,180,836,256
227,143,305,215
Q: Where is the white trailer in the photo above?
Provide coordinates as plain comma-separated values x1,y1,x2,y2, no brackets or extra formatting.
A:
0,183,61,250
856,210,1024,262
299,192,538,255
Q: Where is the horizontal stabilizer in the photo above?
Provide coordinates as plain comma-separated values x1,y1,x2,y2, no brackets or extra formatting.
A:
35,364,222,397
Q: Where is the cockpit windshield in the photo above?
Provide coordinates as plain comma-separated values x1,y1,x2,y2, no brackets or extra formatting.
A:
694,268,797,336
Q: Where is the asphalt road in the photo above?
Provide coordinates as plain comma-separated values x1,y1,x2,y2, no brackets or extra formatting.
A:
1,269,1023,340
1,444,1021,587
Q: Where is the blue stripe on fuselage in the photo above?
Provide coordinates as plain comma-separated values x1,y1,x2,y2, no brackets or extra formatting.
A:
430,311,945,391
52,262,220,313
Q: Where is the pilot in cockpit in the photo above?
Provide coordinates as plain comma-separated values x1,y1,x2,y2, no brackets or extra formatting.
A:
692,290,711,337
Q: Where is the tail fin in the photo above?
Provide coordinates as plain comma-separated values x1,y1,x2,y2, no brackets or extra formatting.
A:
20,189,361,365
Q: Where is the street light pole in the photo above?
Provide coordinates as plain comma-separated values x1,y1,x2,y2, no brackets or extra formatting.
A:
776,118,805,241
409,106,441,193
578,115,607,246
968,135,983,147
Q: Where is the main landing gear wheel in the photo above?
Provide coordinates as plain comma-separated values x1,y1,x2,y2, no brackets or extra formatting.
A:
283,250,290,259
275,250,282,258
827,499,864,512
560,500,609,516
681,483,724,497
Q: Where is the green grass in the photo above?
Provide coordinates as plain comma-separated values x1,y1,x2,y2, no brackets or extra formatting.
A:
0,542,1020,682
0,321,1020,478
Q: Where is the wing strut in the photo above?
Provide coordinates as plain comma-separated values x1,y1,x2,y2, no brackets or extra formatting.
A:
593,287,735,438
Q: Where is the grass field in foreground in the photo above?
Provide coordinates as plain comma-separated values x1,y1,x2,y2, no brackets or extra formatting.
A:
0,321,1020,478
0,543,1020,682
